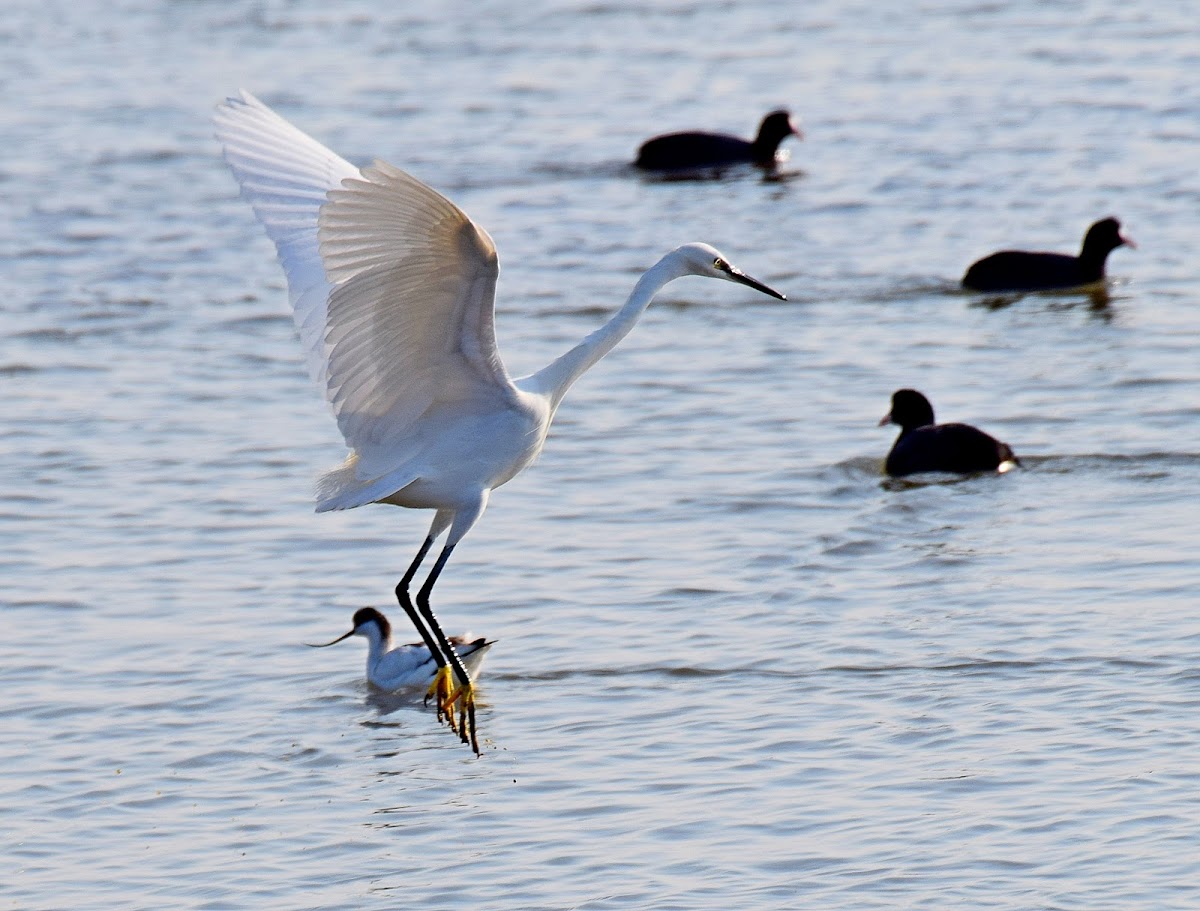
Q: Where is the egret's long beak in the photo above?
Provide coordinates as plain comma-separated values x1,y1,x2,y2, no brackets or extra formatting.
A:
1121,232,1137,249
731,268,786,301
878,411,894,427
306,628,355,648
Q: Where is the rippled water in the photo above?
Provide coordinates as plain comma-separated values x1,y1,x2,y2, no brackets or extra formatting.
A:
4,1,1200,908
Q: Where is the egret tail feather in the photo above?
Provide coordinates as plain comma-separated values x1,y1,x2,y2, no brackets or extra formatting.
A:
315,453,420,512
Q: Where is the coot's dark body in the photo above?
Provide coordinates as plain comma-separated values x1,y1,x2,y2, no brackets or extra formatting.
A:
962,217,1133,292
881,389,1017,477
634,110,801,171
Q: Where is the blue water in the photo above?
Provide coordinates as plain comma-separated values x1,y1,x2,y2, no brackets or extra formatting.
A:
4,1,1200,908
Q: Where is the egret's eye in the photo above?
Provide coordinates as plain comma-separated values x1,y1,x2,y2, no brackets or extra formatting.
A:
714,257,729,272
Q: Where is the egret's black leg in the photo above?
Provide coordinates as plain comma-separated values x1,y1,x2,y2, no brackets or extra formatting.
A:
394,536,454,717
395,536,443,666
415,544,471,688
416,543,479,754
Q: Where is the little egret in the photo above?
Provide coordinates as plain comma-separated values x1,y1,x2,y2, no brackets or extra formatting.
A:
214,90,784,753
962,217,1134,292
308,607,492,691
879,389,1018,477
634,110,802,172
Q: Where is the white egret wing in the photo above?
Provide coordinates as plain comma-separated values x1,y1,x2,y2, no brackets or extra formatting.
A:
318,160,516,478
213,91,356,387
217,92,517,484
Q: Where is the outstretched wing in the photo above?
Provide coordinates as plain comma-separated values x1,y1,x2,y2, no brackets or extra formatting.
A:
318,159,515,476
214,90,356,387
214,92,517,481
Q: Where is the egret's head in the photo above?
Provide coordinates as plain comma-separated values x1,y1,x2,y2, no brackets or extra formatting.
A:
674,243,786,300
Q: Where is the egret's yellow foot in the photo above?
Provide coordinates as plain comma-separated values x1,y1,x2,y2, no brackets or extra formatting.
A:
425,666,478,754
426,665,454,726
445,677,478,755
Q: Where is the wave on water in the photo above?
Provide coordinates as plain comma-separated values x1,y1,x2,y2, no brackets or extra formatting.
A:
1021,451,1200,473
488,651,1172,684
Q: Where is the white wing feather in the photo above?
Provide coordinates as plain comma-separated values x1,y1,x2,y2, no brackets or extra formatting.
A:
213,91,357,387
318,160,515,477
215,92,518,503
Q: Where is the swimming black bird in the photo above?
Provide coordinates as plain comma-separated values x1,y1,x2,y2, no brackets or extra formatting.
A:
879,389,1018,477
634,110,801,172
962,217,1134,292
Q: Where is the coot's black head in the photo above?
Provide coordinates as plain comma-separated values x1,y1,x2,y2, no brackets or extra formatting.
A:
1081,217,1134,260
757,109,802,145
351,606,389,638
880,388,936,433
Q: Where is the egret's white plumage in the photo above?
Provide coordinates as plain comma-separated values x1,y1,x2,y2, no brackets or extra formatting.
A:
308,607,492,691
214,91,784,753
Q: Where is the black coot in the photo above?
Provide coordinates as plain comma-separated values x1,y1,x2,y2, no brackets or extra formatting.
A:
962,217,1134,292
634,110,801,172
880,389,1018,477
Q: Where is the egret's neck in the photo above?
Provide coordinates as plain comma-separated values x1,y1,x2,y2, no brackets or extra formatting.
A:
521,254,689,409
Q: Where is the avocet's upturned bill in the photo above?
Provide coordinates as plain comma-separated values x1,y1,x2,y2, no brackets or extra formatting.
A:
214,90,785,755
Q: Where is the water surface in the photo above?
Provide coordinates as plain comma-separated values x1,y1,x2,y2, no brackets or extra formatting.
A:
3,1,1200,909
